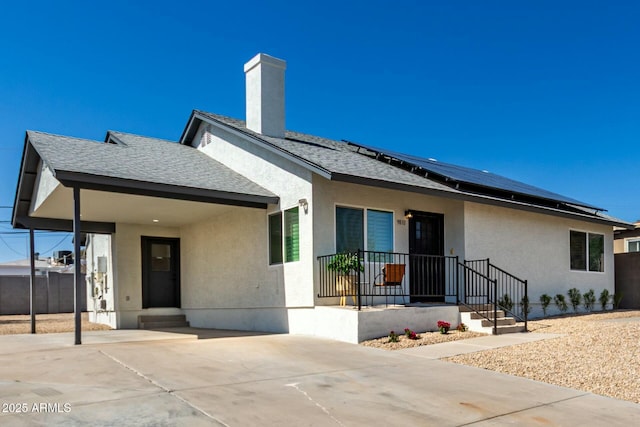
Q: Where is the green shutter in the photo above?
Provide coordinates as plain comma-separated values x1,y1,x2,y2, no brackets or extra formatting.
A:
269,213,283,264
285,207,299,262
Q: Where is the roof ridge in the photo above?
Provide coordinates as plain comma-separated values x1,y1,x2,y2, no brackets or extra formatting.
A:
27,130,102,144
107,130,176,144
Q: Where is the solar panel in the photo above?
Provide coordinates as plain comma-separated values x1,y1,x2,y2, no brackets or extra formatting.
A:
350,142,602,210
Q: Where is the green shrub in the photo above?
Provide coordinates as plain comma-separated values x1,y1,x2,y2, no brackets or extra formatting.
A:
498,293,513,313
520,295,531,317
583,289,596,312
568,288,582,313
388,331,399,343
554,294,568,313
540,294,552,316
613,293,623,309
599,289,610,311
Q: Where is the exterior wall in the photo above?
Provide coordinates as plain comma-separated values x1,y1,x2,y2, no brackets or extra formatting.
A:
30,160,60,213
180,206,289,332
195,123,315,309
112,223,181,328
463,202,615,318
312,177,466,305
85,234,117,328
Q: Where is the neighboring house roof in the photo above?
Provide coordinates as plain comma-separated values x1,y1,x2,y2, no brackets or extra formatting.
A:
12,130,279,229
182,110,633,229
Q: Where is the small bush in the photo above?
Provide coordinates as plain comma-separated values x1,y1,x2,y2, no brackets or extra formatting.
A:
520,295,531,316
498,293,513,313
540,294,552,316
388,331,399,343
568,288,582,313
404,328,420,340
554,294,568,313
599,289,610,311
613,293,623,309
583,289,596,312
456,323,468,332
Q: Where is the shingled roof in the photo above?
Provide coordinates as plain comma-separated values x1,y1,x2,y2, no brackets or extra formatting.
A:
182,110,632,229
12,129,278,229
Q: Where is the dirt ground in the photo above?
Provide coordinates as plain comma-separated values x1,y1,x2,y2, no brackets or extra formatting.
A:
0,312,111,335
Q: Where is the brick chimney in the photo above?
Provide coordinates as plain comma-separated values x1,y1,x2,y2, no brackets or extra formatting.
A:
244,53,286,138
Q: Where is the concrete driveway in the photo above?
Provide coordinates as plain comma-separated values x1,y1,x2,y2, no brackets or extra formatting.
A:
0,329,638,426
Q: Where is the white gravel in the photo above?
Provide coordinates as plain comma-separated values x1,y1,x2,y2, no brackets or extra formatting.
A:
446,310,640,403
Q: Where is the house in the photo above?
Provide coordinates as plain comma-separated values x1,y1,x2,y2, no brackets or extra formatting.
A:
12,53,633,342
614,221,640,254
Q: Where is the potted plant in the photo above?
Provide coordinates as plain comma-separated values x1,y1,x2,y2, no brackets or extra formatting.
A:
327,252,364,306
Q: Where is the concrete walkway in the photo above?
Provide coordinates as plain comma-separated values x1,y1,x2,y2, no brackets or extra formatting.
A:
0,329,637,426
398,332,563,359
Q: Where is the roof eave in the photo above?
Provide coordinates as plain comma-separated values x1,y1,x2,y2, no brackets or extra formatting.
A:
54,170,279,208
330,173,631,229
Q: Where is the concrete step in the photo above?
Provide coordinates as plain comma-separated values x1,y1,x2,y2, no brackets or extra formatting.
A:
469,310,505,320
481,317,516,327
494,324,526,334
138,314,189,329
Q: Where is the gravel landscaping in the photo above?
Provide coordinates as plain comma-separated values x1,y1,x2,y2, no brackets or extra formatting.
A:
446,310,640,404
0,312,111,335
360,310,640,404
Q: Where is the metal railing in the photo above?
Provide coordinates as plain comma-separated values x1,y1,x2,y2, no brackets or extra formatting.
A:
317,252,528,334
465,258,528,331
317,250,459,309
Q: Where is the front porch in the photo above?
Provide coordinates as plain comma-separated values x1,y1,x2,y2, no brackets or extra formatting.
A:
315,250,529,340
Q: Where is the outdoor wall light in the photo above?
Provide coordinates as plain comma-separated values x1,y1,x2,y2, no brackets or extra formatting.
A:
298,198,309,214
404,210,413,219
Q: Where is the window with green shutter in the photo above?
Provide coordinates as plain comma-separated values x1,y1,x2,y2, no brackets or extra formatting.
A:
284,207,299,262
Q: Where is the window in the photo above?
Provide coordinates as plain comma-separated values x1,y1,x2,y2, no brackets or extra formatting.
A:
627,239,640,253
367,209,394,253
284,207,299,262
335,206,393,254
268,213,283,265
570,230,604,272
336,207,363,253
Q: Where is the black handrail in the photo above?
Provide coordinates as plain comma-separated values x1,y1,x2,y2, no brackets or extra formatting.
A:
465,258,528,331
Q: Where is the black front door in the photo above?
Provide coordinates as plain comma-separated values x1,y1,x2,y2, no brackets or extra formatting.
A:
142,237,180,308
409,212,445,302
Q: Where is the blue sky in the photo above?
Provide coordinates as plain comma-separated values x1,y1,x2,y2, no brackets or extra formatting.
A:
0,1,638,262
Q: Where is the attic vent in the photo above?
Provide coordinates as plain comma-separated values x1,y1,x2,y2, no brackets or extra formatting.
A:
201,124,213,147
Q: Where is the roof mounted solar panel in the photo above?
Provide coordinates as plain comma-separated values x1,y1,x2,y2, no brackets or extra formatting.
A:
348,142,603,211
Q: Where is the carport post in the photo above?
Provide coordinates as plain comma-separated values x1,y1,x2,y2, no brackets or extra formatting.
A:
29,228,36,334
73,186,82,345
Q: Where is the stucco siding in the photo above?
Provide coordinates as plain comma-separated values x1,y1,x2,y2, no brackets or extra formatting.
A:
113,223,181,328
85,234,116,328
312,177,465,305
463,202,614,317
30,160,61,214
195,123,315,308
180,207,285,309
